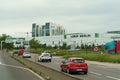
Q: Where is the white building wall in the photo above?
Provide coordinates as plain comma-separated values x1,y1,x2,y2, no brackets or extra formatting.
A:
33,33,116,48
35,35,64,47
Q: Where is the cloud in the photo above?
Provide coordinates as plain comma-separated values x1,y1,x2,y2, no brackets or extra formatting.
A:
0,0,120,36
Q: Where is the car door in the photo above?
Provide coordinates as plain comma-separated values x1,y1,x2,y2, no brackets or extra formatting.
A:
62,59,70,71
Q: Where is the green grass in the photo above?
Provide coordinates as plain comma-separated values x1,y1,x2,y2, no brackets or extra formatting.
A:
63,51,120,63
30,48,120,63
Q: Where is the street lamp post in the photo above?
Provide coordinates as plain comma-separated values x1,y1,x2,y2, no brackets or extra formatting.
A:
1,41,5,50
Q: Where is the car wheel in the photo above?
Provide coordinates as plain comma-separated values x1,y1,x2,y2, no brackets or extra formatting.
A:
84,71,88,74
41,59,44,62
61,68,64,72
49,59,51,62
66,68,71,74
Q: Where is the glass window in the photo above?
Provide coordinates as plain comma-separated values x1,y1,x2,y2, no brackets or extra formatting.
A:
73,59,85,63
46,30,50,36
16,42,21,44
64,59,70,63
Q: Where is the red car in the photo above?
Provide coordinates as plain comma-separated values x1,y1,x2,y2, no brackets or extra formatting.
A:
18,49,25,55
60,58,88,74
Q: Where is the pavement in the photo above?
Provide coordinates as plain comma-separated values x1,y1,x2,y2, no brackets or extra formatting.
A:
54,55,120,69
86,60,120,69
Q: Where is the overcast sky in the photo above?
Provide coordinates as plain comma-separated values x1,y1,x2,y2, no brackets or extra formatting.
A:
0,0,120,37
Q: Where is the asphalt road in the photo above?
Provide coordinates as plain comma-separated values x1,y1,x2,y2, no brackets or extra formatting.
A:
28,54,120,80
0,52,43,80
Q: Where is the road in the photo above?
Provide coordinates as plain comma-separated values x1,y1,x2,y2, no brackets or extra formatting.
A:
0,52,43,80
28,54,120,80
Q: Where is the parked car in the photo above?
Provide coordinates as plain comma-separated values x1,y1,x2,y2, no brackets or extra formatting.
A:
38,53,52,62
60,58,88,74
18,49,25,55
22,51,31,58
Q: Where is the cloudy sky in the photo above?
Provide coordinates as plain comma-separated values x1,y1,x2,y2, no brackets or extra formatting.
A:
0,0,120,37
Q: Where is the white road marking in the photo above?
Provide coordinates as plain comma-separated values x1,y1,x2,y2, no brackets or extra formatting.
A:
90,71,120,80
0,63,45,80
90,71,102,76
95,65,107,69
25,68,45,80
106,76,120,80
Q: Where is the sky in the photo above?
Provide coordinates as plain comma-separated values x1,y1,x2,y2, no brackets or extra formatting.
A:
0,0,120,37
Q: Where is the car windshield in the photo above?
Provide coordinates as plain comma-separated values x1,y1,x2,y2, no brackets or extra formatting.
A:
42,53,50,56
72,59,85,63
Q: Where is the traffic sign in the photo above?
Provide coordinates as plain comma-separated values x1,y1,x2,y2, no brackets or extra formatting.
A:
5,37,25,43
93,46,99,52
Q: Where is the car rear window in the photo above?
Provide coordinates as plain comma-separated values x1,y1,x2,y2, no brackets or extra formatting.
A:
72,59,85,63
25,52,30,54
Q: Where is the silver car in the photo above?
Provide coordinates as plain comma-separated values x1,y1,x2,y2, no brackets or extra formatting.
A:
22,51,31,58
38,53,52,62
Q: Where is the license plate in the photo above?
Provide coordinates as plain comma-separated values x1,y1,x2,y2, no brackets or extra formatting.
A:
76,69,82,71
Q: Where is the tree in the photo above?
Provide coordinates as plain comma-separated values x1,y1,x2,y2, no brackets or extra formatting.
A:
29,38,40,49
0,34,13,50
0,34,10,41
92,43,95,48
61,42,67,49
81,43,85,49
41,44,47,49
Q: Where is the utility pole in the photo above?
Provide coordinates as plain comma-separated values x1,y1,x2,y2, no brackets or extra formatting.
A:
1,41,5,50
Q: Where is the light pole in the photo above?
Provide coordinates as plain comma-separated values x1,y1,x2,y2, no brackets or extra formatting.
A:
1,41,5,50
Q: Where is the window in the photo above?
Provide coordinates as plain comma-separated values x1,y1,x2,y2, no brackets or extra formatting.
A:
64,59,70,63
73,59,85,63
46,30,50,36
71,35,78,38
16,42,21,44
